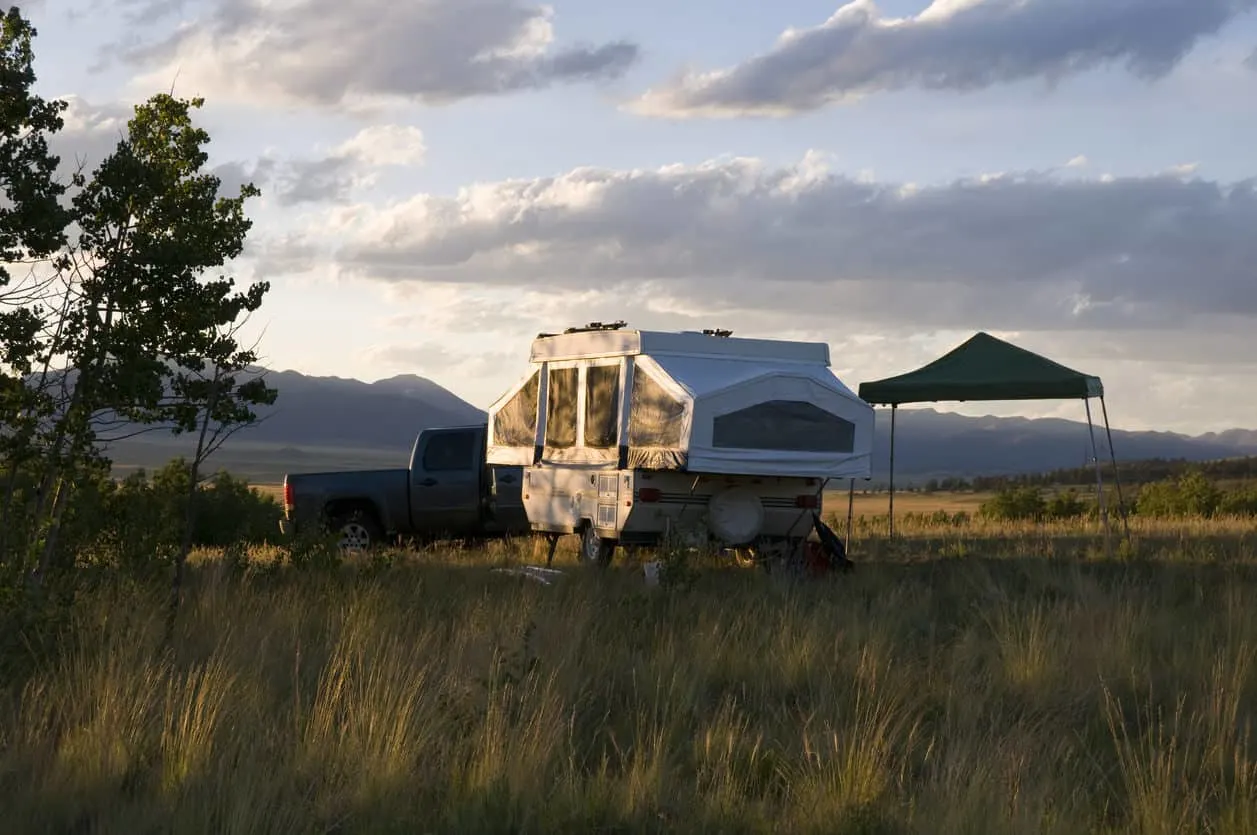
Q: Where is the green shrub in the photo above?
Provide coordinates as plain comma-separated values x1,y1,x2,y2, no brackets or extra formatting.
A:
75,458,283,570
1220,487,1257,516
1133,469,1241,519
1046,489,1087,520
980,486,1047,522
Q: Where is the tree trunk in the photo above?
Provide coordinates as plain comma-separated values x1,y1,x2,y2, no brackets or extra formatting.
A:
33,472,71,582
31,296,114,586
0,448,26,568
8,283,75,571
166,376,220,644
165,459,200,646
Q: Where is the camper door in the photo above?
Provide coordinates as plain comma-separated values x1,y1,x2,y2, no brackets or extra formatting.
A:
540,358,625,467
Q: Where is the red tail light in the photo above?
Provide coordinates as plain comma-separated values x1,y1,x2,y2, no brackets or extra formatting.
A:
283,479,294,508
795,494,819,509
638,487,662,503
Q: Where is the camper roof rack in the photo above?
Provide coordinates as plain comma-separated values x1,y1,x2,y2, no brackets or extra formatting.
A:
703,328,733,337
536,320,629,339
563,320,628,334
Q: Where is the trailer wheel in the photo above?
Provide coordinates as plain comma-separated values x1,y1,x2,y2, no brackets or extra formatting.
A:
330,510,382,552
580,524,616,567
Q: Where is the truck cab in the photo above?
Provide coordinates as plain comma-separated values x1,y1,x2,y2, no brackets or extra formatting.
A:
405,426,526,537
281,424,529,548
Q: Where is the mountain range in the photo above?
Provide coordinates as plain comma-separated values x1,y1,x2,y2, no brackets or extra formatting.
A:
101,369,1257,485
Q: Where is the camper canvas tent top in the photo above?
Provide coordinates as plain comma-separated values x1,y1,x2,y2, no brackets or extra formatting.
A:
486,327,874,480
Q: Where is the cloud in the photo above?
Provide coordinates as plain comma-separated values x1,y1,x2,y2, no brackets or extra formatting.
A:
196,125,428,207
1246,46,1257,70
263,125,427,206
115,0,639,110
263,152,1257,341
629,0,1257,117
50,96,133,183
334,125,427,168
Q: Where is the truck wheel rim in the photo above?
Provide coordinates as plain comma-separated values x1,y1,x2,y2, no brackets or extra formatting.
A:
340,523,371,550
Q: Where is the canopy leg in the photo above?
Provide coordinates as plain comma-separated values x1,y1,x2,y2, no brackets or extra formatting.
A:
888,405,897,540
1084,398,1111,556
1099,396,1132,546
846,478,855,554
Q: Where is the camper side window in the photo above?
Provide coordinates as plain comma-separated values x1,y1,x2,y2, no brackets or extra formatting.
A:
545,367,579,449
493,371,539,447
712,400,856,452
628,370,684,447
584,364,620,449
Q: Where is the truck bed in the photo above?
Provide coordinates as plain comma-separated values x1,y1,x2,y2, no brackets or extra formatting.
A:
284,468,411,534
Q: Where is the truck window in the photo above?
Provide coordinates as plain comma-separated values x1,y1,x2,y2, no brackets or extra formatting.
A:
545,367,578,449
422,431,477,471
584,364,620,449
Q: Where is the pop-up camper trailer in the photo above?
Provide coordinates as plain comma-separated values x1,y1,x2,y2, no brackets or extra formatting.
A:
486,323,874,564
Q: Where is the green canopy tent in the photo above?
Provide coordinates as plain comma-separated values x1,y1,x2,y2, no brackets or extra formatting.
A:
857,332,1130,544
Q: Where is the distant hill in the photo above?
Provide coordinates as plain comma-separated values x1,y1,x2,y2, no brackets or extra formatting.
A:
870,408,1257,485
228,370,486,450
103,370,486,481
101,369,1257,484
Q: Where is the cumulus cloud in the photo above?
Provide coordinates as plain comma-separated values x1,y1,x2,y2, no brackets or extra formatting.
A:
630,0,1257,117
263,125,427,206
115,0,639,109
260,153,1257,337
50,96,133,182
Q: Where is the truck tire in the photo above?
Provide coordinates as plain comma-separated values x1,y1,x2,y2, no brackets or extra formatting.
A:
580,524,616,568
330,509,383,552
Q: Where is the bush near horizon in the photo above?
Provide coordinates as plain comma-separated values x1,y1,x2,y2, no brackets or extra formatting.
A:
100,458,283,551
977,469,1257,523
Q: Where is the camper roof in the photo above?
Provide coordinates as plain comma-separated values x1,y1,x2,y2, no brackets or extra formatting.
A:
529,328,831,365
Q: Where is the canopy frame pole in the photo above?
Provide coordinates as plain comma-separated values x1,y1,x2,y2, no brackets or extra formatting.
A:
1084,397,1111,555
888,404,897,540
845,478,855,554
1099,395,1132,546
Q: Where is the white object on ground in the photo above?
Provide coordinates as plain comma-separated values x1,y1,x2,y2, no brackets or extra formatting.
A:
491,565,565,585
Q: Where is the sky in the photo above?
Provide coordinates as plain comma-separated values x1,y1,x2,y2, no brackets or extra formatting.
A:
22,0,1257,434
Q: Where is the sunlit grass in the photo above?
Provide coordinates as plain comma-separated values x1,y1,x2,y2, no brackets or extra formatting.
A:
3,514,1257,832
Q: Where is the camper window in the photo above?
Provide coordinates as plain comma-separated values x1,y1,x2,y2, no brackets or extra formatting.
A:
493,370,539,447
628,369,684,448
545,367,579,449
712,400,855,453
584,364,620,449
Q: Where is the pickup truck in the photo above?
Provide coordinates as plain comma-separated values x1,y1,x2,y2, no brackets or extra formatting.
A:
279,424,530,549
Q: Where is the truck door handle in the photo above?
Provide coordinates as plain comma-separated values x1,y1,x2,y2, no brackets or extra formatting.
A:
419,478,437,487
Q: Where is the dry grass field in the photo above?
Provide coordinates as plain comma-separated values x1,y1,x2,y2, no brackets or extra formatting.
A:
3,510,1257,834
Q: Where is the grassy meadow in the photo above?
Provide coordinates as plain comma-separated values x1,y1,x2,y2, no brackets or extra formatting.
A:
3,500,1257,834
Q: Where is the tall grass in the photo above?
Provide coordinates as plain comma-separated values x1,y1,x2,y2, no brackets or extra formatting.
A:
2,519,1257,833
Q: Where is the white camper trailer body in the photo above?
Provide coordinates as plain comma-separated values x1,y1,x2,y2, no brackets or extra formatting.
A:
485,327,874,561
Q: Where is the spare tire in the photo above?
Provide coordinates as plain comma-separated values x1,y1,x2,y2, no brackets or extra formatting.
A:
707,487,765,546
